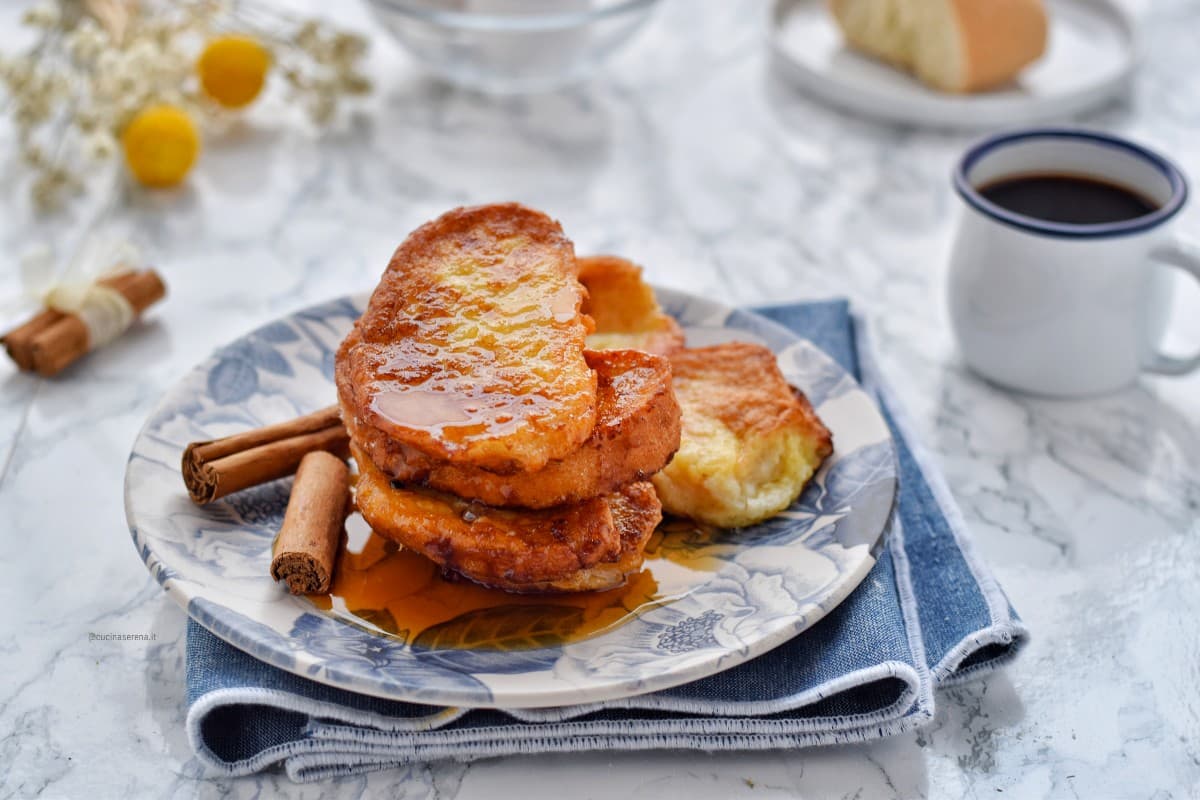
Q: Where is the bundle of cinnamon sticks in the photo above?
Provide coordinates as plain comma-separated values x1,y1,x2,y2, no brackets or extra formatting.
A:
2,269,166,376
182,405,349,504
182,405,352,594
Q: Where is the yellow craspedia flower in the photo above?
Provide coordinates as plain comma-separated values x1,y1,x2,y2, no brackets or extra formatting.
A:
197,35,271,109
122,105,200,188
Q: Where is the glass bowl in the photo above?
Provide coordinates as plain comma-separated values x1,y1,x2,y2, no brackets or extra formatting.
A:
366,0,662,93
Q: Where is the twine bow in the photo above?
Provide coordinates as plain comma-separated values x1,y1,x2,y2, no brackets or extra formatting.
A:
43,275,135,347
20,236,140,347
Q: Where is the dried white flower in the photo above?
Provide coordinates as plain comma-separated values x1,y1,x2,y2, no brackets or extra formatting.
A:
308,91,336,125
31,170,70,212
72,105,101,132
339,71,371,95
125,39,159,73
66,19,109,63
21,144,48,167
22,2,60,30
94,47,120,77
83,130,116,161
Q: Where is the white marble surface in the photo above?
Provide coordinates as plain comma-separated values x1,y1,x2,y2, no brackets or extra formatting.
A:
2,0,1199,797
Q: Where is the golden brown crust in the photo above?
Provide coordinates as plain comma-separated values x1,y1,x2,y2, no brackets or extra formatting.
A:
345,348,681,508
952,0,1047,92
790,386,831,451
487,481,661,594
578,255,685,357
353,443,620,587
340,204,597,474
668,343,831,448
353,443,659,593
651,342,834,528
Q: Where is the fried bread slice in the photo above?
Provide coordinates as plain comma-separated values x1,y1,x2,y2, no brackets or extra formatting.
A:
345,348,681,509
500,481,661,594
340,204,597,475
578,255,685,357
353,444,659,593
650,342,833,528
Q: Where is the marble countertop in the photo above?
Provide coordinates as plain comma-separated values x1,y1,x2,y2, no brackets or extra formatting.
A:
2,0,1198,797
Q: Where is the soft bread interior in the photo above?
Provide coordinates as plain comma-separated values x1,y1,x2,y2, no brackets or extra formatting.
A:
831,0,965,91
652,413,829,529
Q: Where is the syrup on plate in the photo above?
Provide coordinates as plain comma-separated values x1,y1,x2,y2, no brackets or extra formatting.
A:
307,514,718,651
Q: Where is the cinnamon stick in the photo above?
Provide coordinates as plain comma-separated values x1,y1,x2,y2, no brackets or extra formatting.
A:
34,270,165,376
1,269,167,376
270,451,349,595
2,271,141,371
182,405,350,504
3,308,60,372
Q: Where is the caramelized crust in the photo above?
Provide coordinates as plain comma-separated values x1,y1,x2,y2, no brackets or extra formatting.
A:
504,480,661,594
353,444,659,593
669,343,830,441
340,204,597,474
345,349,681,508
651,342,834,528
578,255,685,357
353,444,618,587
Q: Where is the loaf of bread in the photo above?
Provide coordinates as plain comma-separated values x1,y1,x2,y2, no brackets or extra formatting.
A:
829,0,1048,93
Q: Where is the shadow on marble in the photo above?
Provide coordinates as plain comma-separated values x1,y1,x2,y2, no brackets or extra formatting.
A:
1028,383,1200,538
890,357,1200,624
144,596,205,781
437,736,932,800
121,174,201,218
55,317,172,381
0,366,39,398
0,316,169,388
922,673,1026,774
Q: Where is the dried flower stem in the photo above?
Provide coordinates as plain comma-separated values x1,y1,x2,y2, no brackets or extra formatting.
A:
0,0,371,211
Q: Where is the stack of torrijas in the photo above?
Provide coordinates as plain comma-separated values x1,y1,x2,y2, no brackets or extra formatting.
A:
336,204,682,593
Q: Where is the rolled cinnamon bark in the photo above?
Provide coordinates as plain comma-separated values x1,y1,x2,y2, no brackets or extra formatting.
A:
1,269,167,376
31,270,166,376
3,309,60,372
270,451,349,595
182,405,350,504
2,271,143,372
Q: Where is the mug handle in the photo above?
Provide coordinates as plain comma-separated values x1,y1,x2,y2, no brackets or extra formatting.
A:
1145,236,1200,375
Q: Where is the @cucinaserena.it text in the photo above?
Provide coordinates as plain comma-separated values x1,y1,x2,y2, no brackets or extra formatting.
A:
89,632,158,641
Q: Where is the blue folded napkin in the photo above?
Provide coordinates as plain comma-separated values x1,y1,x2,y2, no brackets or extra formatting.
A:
185,300,1029,782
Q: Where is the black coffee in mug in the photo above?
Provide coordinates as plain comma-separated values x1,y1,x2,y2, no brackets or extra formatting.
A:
952,128,1198,397
978,173,1159,225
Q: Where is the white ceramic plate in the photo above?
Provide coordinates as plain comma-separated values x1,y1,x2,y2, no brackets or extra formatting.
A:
770,0,1137,130
125,289,897,709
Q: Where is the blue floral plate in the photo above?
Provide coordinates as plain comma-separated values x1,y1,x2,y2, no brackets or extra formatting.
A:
125,289,897,709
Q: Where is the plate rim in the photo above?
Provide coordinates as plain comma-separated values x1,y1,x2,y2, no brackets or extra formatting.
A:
125,288,898,708
769,0,1138,131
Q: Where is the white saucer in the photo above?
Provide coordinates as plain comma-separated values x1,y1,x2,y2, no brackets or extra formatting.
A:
770,0,1138,130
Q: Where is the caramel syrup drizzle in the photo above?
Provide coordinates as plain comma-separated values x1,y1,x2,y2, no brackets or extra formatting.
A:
307,515,718,651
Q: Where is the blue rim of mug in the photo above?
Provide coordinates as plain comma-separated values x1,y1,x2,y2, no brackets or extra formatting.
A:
954,128,1188,239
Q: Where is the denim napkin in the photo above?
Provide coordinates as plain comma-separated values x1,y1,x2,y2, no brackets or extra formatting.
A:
184,300,1028,782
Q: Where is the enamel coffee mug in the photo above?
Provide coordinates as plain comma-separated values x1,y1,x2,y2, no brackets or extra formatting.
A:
947,128,1200,397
